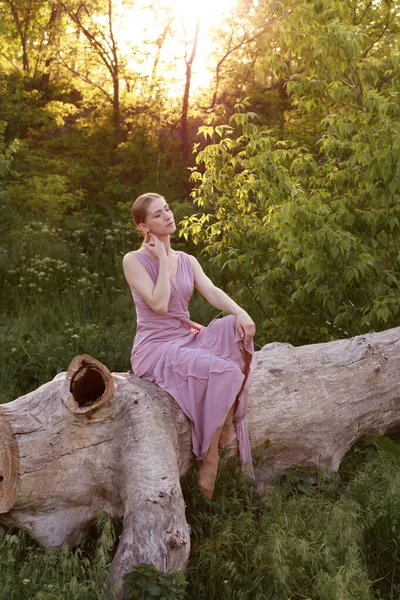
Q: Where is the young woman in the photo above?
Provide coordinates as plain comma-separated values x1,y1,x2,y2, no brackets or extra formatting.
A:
123,192,256,499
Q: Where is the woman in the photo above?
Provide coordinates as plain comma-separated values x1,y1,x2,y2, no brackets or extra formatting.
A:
123,192,256,499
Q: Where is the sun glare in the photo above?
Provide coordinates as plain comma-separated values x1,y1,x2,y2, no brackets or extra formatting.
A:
165,0,236,92
115,0,236,97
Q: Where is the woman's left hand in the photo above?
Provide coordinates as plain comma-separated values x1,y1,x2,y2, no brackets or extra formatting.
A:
236,310,256,345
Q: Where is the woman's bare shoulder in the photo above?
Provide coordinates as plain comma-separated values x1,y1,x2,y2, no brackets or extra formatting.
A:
122,250,142,263
123,251,135,265
122,251,146,274
122,251,154,291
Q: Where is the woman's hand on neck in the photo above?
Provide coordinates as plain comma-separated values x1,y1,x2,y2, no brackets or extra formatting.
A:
142,233,173,260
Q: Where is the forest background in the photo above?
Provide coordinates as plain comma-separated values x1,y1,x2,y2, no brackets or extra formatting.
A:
1,0,400,598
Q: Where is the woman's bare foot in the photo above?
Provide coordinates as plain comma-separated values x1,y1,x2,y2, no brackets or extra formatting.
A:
218,422,233,449
198,454,218,499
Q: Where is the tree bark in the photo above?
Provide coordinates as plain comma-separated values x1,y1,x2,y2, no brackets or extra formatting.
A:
0,327,399,597
39,2,63,90
58,0,122,150
180,16,199,188
6,0,34,74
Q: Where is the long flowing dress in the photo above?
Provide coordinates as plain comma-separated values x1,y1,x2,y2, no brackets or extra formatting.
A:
129,249,256,477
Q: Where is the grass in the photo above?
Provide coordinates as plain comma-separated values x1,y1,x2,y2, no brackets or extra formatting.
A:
1,450,400,599
0,515,116,600
183,457,371,600
1,212,400,599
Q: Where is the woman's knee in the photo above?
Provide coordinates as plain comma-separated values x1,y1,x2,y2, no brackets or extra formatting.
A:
221,313,237,332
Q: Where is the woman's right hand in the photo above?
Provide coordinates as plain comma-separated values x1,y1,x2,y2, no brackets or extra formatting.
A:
143,233,167,261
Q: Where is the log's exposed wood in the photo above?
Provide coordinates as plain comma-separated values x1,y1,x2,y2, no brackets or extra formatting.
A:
247,327,400,493
66,354,115,412
0,328,399,598
0,414,19,512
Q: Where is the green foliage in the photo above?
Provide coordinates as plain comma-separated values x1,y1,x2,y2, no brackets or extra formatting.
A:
348,443,400,599
7,173,83,221
123,564,187,600
0,212,139,402
184,54,400,344
179,0,400,345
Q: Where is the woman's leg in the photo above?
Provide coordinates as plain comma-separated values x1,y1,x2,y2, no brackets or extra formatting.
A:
199,349,251,497
199,333,253,498
198,425,223,499
218,404,235,448
218,349,248,449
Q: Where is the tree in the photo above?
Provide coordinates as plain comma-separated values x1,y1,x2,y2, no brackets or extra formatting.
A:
0,0,64,89
181,0,400,344
206,0,399,132
180,14,199,179
57,0,123,149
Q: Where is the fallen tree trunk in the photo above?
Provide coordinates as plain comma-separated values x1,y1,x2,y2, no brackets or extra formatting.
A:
0,326,399,598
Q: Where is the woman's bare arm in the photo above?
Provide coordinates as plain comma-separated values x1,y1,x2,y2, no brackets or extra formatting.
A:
189,255,255,342
122,253,171,314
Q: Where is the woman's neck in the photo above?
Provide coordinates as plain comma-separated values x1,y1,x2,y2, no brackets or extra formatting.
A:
162,237,173,256
140,235,174,256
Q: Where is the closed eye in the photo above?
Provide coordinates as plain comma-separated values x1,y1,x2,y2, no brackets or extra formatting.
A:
152,205,170,218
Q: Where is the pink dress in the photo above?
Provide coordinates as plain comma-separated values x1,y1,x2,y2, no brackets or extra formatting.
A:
129,250,256,476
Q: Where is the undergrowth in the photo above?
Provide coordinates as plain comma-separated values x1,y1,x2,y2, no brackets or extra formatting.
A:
184,455,370,600
1,446,400,599
0,514,116,600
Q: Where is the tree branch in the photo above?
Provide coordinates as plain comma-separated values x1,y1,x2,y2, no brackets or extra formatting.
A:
6,0,30,72
243,280,286,336
207,23,272,111
0,50,22,72
354,0,373,26
361,1,393,60
107,0,118,64
151,17,173,82
58,0,114,74
55,52,112,100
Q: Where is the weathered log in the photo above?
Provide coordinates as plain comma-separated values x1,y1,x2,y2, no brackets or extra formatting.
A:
0,326,399,598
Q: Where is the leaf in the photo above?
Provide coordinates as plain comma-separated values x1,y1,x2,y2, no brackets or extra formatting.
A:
381,162,391,182
376,306,390,322
197,126,214,140
389,178,398,195
331,245,340,259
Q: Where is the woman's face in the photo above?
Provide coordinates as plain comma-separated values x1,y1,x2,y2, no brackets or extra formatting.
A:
140,197,176,238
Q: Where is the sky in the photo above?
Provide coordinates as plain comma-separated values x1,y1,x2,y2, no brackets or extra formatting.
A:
114,0,237,96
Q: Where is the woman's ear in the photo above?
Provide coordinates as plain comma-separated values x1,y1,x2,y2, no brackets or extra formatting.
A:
138,223,149,235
